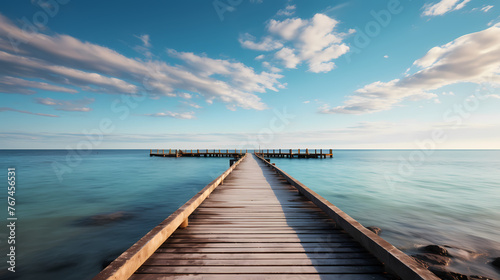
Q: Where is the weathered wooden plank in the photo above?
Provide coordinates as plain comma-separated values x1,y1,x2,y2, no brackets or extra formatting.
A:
148,252,376,260
183,225,337,230
171,229,339,234
135,265,385,274
162,242,360,248
143,258,381,266
166,238,354,243
130,273,391,280
155,247,366,253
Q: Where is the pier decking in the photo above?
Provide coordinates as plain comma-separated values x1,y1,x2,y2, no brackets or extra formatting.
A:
95,154,438,280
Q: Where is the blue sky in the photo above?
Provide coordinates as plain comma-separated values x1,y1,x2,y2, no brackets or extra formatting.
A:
0,0,499,149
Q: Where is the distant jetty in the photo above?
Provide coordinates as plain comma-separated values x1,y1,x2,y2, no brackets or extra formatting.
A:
150,148,333,158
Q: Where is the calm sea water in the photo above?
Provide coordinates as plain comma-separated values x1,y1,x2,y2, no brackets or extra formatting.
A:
271,150,500,279
0,150,499,279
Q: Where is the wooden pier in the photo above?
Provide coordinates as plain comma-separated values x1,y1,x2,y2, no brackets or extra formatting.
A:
257,148,333,158
150,149,247,158
150,149,333,159
95,154,438,280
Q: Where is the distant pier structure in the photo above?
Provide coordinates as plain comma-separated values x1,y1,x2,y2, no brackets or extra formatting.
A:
257,149,333,159
149,149,333,158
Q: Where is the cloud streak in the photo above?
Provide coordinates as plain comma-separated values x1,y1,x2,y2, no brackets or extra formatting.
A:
141,111,196,119
0,107,58,117
34,97,95,112
422,0,471,16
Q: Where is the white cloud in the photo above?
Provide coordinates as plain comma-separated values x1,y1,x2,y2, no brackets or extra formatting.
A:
0,107,58,117
484,94,500,99
143,111,196,119
268,18,305,40
244,13,350,73
322,24,500,114
169,50,283,110
0,13,283,111
481,5,493,12
384,55,389,59
136,34,150,47
262,61,282,73
276,5,296,17
422,0,471,16
255,54,265,60
181,101,202,109
274,47,300,68
239,34,283,51
35,97,94,112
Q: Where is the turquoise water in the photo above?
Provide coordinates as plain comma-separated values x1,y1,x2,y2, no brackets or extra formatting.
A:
0,150,499,279
271,150,500,279
0,150,230,280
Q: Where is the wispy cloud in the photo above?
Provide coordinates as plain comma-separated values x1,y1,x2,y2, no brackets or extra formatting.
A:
422,0,471,16
34,97,94,112
481,5,494,13
276,5,296,17
239,34,283,51
0,13,283,110
136,34,151,48
142,111,196,119
239,13,352,73
322,24,500,114
0,107,58,117
0,76,78,95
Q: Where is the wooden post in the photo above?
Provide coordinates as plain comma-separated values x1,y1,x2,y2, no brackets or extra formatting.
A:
162,149,164,154
306,148,309,155
330,149,333,158
298,149,300,154
150,149,152,154
289,149,292,158
157,149,159,153
179,218,188,229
